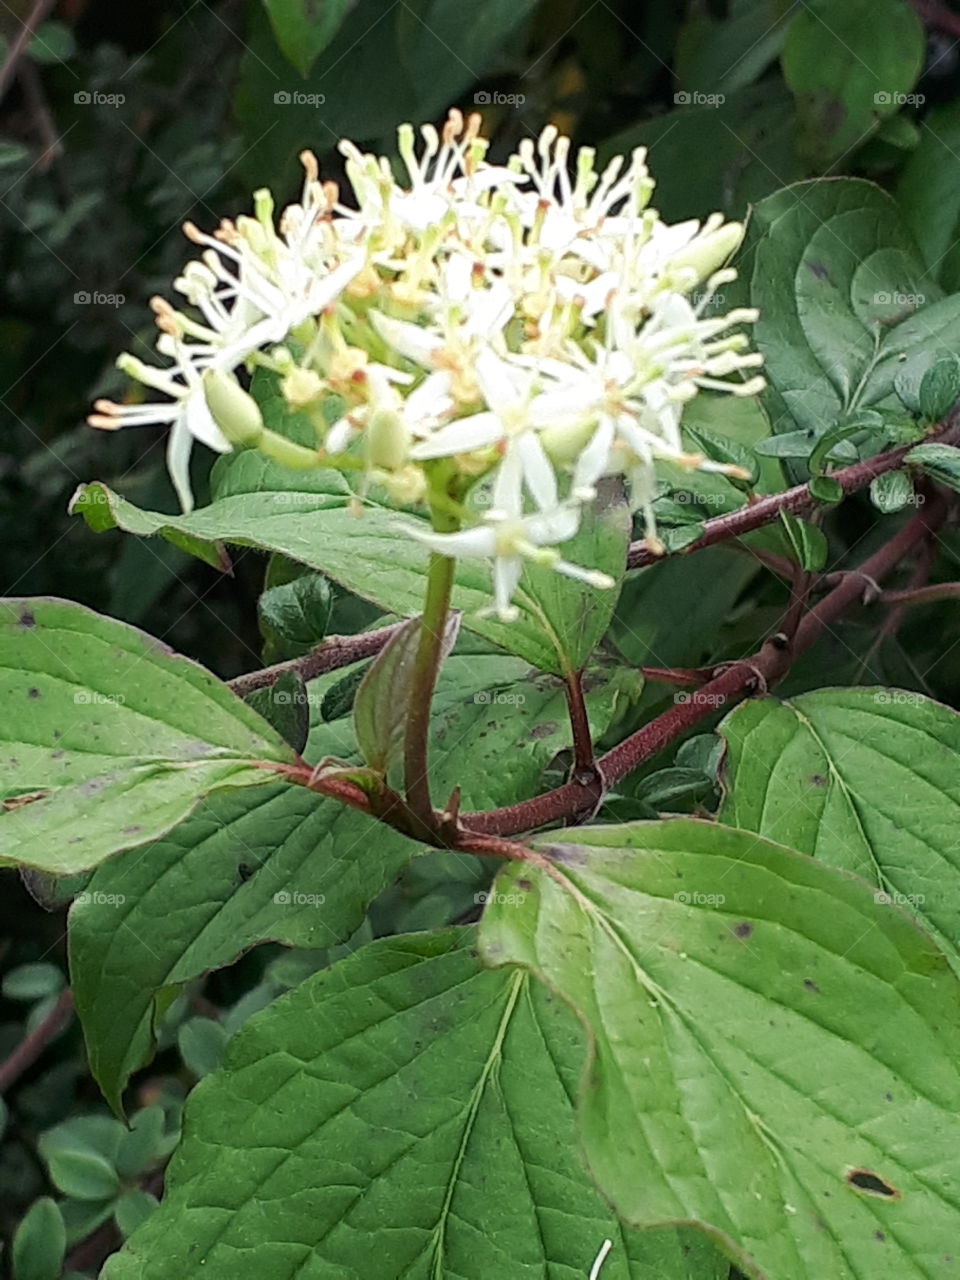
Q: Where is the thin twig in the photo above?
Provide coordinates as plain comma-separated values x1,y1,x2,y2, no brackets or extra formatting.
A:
627,415,960,570
462,493,949,836
228,621,404,697
0,0,58,102
0,987,73,1094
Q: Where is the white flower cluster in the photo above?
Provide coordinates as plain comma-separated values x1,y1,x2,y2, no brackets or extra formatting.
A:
90,111,764,621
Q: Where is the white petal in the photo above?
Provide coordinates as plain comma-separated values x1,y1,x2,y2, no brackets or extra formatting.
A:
399,521,496,559
410,412,502,459
516,432,558,512
492,556,523,620
166,417,195,513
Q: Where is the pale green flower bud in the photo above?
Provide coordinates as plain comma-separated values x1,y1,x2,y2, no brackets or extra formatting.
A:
670,222,744,289
366,407,410,472
203,370,264,446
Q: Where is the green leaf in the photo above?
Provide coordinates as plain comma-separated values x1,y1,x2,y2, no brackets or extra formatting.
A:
0,599,296,873
242,671,310,754
739,179,960,440
114,1191,159,1240
897,102,960,292
870,468,914,512
782,0,924,168
260,0,354,76
12,1198,66,1280
116,1107,167,1179
919,354,960,420
353,613,459,773
807,473,843,504
906,441,960,493
45,1149,120,1201
777,510,828,571
681,420,759,488
2,962,64,1001
479,818,960,1279
600,82,802,221
718,687,960,963
102,930,725,1280
258,572,333,664
234,0,539,190
69,650,617,1111
70,480,628,676
676,0,794,95
177,1018,230,1078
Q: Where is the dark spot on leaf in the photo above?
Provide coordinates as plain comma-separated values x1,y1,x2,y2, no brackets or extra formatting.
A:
3,790,48,812
545,843,587,866
809,773,826,787
516,878,532,891
122,825,142,835
237,862,253,882
530,722,559,740
18,610,35,628
807,260,831,282
885,1092,893,1102
846,1169,900,1199
804,978,820,993
733,922,753,939
51,750,64,759
27,687,40,699
875,1231,886,1243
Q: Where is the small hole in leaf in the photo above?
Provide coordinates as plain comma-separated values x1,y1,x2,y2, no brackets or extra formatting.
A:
846,1169,900,1199
733,922,753,939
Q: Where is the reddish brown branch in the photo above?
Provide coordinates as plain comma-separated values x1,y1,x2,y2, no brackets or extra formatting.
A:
910,0,960,38
463,493,949,836
228,621,404,697
627,416,960,570
564,669,596,775
0,0,58,101
0,987,73,1094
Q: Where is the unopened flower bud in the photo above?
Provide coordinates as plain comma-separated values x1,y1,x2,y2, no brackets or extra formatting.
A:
203,370,264,446
669,222,744,290
366,407,410,472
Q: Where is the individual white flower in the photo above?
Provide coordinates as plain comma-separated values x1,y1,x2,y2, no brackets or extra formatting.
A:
401,504,613,622
410,348,561,513
88,348,228,513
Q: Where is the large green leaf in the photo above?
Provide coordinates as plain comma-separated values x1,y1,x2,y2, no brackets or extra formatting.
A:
676,0,795,96
103,929,725,1280
718,687,960,963
480,818,960,1279
739,178,960,437
234,0,539,190
782,0,924,168
69,651,624,1110
0,598,294,873
601,82,802,222
897,103,960,293
70,479,627,676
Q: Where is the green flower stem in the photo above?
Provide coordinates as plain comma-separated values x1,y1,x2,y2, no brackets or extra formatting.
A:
403,505,459,825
